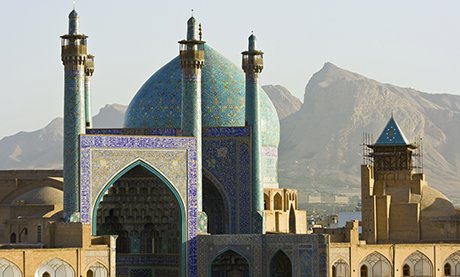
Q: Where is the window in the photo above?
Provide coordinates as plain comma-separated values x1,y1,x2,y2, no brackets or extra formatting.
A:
403,264,410,276
10,233,16,243
333,260,350,277
361,265,368,277
43,273,51,277
274,193,282,210
444,263,451,276
37,225,42,243
87,270,94,277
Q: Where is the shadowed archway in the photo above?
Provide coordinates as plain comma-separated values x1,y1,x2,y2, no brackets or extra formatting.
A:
211,249,250,277
203,174,229,234
270,250,292,277
92,161,186,276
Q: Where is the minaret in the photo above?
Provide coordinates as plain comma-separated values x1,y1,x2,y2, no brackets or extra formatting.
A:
84,55,94,128
242,34,264,233
61,9,88,221
179,17,206,230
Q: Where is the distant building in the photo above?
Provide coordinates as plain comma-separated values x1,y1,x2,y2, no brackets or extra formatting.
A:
308,194,323,204
334,195,349,204
316,117,460,277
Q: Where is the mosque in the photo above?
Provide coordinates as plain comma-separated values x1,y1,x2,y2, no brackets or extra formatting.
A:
0,8,460,277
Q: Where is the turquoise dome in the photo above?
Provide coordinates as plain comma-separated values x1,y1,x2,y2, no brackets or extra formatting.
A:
124,45,280,147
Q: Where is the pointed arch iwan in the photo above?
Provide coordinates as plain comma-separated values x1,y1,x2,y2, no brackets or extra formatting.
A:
90,159,187,276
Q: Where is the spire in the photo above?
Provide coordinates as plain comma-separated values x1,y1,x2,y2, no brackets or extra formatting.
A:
68,8,79,35
248,33,256,51
187,15,198,40
375,116,409,145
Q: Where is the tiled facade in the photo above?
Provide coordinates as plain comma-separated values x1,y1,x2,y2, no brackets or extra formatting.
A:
79,134,198,276
123,45,281,190
198,234,329,277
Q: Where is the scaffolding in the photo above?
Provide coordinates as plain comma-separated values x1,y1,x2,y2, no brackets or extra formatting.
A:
412,136,424,174
362,132,374,166
361,132,424,173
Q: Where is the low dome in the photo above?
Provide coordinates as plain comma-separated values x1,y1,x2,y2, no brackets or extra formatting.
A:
420,186,456,217
13,187,63,205
123,44,280,147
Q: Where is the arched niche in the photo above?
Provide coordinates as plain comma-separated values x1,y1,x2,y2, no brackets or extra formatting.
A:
359,252,391,277
332,259,350,277
444,251,460,276
0,258,22,277
403,251,433,277
202,172,229,234
274,193,283,210
86,262,108,277
264,193,270,210
270,250,292,277
35,258,74,277
92,160,186,276
211,249,250,277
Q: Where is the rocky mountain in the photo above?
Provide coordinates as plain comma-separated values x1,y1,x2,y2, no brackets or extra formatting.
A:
0,104,127,169
279,62,460,200
0,118,64,169
2,66,460,202
93,104,127,128
263,85,302,119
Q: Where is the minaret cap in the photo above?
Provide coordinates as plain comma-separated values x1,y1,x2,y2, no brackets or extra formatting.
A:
69,9,78,18
248,33,256,51
68,9,79,35
187,16,198,40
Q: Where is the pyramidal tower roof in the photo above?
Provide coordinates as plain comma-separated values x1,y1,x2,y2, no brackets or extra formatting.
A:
375,116,409,145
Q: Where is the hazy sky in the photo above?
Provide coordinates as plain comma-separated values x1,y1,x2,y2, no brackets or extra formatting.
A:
1,1,459,138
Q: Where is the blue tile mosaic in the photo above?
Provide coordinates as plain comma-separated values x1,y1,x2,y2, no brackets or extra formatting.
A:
239,142,251,234
123,45,280,148
86,128,179,136
79,134,198,277
63,67,86,220
203,127,250,137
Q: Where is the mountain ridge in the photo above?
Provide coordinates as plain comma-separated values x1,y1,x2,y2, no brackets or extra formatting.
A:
279,62,460,201
1,64,460,203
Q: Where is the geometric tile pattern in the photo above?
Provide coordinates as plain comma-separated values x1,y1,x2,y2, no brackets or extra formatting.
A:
239,142,251,233
79,134,198,277
197,234,328,277
63,68,86,220
86,128,179,136
123,44,280,148
203,130,251,234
